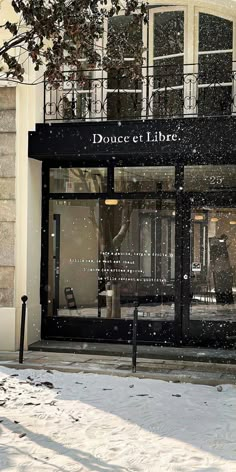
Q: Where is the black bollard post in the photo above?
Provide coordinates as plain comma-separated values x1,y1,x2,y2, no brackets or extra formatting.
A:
132,300,139,373
19,295,28,364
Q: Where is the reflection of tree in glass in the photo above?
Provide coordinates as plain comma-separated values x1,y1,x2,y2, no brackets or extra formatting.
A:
72,169,137,318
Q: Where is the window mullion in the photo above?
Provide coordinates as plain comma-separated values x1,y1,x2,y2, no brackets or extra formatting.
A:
183,4,197,116
232,20,236,115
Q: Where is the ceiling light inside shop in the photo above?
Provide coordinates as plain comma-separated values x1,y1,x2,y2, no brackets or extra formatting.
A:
194,215,204,221
230,221,236,225
105,199,119,206
211,217,219,222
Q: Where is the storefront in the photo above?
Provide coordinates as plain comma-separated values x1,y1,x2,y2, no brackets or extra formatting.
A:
28,117,236,346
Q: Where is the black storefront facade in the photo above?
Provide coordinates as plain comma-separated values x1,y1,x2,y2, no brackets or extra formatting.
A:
28,116,236,348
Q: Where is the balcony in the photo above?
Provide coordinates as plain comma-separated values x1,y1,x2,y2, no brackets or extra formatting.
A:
44,63,236,123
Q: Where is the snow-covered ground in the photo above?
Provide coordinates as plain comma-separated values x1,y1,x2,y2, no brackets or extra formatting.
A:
0,367,236,472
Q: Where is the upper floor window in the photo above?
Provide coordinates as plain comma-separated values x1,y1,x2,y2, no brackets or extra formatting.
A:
106,15,142,120
150,9,185,118
198,13,233,116
44,5,236,122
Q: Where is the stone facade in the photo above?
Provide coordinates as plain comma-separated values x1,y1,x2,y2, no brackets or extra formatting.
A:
0,87,16,307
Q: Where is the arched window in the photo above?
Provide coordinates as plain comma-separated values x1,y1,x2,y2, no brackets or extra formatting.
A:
105,7,235,120
198,13,233,115
44,5,236,122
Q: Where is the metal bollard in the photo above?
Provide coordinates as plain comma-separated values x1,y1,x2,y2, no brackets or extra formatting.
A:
132,300,139,373
19,295,28,364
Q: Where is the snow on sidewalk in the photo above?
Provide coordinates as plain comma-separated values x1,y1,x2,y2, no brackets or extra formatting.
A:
0,367,236,472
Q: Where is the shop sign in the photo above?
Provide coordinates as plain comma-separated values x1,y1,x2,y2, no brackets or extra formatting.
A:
29,116,236,161
192,262,201,272
92,131,180,145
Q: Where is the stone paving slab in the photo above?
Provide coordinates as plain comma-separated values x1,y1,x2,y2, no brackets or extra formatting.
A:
0,350,235,386
29,340,236,364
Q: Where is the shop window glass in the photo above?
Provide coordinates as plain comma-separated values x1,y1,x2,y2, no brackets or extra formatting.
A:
114,167,175,192
185,166,236,192
190,208,236,321
50,168,107,193
47,199,175,320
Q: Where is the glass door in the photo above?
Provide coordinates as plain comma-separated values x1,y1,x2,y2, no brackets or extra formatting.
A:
189,205,236,345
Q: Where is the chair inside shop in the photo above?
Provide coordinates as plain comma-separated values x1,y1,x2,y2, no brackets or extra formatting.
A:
64,287,77,310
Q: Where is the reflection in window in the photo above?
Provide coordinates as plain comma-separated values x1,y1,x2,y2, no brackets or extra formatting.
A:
198,53,232,85
153,89,183,118
48,199,175,320
198,13,233,116
190,208,236,321
151,11,184,118
107,15,142,120
107,15,142,60
115,167,175,192
154,11,184,57
46,10,236,122
50,168,107,193
185,166,236,192
198,87,232,116
154,57,183,89
140,210,175,283
140,216,152,277
107,92,141,120
199,13,233,51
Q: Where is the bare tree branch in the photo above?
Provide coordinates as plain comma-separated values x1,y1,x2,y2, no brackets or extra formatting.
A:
0,0,147,83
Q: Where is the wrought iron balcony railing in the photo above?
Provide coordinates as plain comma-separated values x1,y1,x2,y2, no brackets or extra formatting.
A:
44,63,236,122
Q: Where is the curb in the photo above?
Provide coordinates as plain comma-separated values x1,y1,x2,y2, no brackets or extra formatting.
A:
0,360,235,387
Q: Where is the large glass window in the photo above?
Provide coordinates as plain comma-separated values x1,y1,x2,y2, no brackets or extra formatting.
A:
190,207,236,321
47,198,175,320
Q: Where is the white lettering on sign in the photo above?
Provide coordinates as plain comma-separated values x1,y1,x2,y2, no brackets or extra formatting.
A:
92,131,181,145
92,133,131,144
146,131,179,142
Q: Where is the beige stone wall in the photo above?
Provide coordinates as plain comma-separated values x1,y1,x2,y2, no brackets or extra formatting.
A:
0,87,16,308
